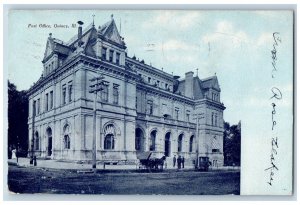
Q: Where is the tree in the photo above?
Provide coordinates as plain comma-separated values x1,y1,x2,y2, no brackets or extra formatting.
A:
8,81,29,158
223,121,241,166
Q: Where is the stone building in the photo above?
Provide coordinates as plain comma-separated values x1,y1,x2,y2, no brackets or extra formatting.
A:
27,16,226,167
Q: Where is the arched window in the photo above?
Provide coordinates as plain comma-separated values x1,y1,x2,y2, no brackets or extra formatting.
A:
64,135,70,149
63,124,71,149
189,135,194,152
150,130,156,151
178,134,183,152
34,132,39,150
104,134,114,149
103,124,116,150
164,132,171,157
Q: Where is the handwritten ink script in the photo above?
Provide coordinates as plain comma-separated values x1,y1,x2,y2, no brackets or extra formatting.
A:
265,32,282,186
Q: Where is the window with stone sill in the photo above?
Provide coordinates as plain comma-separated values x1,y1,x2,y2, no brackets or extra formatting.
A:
68,83,73,103
50,91,53,109
37,98,40,115
109,50,114,62
175,108,179,120
62,85,67,105
116,52,120,65
101,83,109,102
45,93,49,111
147,100,153,115
113,84,119,104
102,47,107,60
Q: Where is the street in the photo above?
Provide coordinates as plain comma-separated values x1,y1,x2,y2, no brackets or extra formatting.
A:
7,165,240,195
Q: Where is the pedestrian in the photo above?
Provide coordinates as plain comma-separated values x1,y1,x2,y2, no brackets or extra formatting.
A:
182,156,185,168
173,155,176,167
177,155,181,169
11,148,17,159
33,156,37,166
8,145,12,159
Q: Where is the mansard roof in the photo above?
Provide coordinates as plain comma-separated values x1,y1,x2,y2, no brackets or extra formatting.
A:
64,26,98,62
42,16,125,65
201,76,220,91
98,17,123,45
176,75,220,99
43,35,70,62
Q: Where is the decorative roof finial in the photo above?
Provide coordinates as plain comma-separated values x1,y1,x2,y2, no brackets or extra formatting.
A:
49,33,52,38
214,72,216,76
92,14,95,27
196,68,199,77
111,14,114,20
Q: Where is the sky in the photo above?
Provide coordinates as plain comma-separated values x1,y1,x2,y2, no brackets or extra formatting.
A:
7,10,293,125
7,10,294,194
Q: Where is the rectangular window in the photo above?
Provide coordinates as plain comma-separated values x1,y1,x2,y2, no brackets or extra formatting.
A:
211,112,214,126
50,91,53,109
45,93,49,111
102,47,107,60
148,77,151,83
37,98,40,114
175,108,179,120
147,100,153,115
116,52,120,65
186,110,190,122
33,100,36,116
215,113,218,126
113,84,119,104
101,83,109,102
62,85,67,105
68,83,73,102
212,149,220,153
109,50,114,62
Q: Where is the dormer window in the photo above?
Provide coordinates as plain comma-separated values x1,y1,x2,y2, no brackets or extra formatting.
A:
116,52,120,65
102,47,107,60
109,50,114,62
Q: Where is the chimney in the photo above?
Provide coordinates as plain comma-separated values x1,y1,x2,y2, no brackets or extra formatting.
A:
184,71,194,98
77,21,84,39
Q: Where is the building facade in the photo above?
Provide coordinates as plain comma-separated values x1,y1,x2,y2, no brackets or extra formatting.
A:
28,16,226,167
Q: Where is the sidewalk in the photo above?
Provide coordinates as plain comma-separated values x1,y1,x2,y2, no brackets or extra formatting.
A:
7,157,240,172
7,157,196,171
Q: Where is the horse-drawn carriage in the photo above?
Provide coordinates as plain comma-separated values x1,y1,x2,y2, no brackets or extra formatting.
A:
195,156,211,171
138,152,166,171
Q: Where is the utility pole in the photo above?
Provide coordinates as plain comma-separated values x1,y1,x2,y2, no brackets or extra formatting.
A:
30,101,36,165
194,112,204,169
195,114,199,169
89,74,104,172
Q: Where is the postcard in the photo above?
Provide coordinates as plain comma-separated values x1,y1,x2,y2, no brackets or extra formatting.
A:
4,9,294,197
